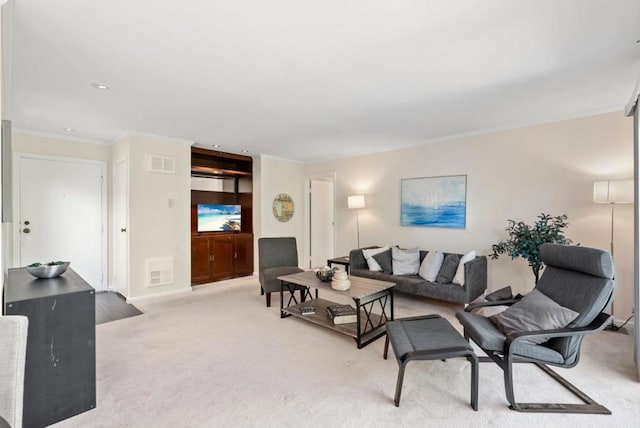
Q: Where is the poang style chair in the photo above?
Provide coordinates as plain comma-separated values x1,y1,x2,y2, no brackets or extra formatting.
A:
456,243,614,414
258,237,304,307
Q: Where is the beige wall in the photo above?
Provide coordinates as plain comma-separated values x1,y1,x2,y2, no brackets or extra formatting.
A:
10,131,192,301
303,112,634,320
257,155,305,265
125,133,191,300
6,112,634,319
12,131,111,161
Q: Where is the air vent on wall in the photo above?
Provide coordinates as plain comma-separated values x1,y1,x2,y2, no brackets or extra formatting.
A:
147,153,175,174
146,257,174,288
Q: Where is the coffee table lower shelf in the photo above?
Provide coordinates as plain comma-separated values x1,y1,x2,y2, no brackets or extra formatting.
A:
282,298,386,346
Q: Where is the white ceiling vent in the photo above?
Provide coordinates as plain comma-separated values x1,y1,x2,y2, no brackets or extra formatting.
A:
147,153,175,174
146,257,174,288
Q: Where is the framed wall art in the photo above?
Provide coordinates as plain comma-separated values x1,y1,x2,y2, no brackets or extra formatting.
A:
401,175,467,229
272,193,294,222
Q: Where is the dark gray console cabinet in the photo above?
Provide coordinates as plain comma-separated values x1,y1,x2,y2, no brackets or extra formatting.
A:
4,267,96,428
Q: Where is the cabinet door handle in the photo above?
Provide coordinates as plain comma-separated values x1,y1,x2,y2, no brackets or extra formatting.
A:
235,252,238,259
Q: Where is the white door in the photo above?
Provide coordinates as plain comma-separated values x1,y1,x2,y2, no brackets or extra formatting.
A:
17,155,106,290
310,178,334,268
113,160,129,297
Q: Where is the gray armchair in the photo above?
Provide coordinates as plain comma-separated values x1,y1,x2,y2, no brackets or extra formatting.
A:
258,237,304,307
456,243,614,414
0,315,29,428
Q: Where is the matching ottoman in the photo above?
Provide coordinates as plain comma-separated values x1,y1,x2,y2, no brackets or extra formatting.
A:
384,314,478,410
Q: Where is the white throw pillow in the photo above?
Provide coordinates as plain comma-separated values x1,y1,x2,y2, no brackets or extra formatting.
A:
418,251,444,282
362,246,390,271
391,246,420,275
453,250,477,286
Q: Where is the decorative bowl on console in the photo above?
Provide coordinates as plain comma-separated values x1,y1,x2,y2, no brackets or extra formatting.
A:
26,261,70,279
315,267,338,282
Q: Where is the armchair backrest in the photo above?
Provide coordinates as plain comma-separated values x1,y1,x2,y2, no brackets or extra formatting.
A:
258,237,299,270
536,244,614,363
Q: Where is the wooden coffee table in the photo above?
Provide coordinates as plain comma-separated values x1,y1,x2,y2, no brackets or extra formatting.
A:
278,271,395,349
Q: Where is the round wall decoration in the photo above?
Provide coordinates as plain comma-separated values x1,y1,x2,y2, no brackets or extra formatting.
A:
272,193,294,222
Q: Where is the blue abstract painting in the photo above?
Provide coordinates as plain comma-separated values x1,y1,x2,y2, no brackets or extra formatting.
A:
401,175,466,229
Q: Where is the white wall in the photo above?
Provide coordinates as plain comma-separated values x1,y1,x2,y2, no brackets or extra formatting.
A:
304,112,634,320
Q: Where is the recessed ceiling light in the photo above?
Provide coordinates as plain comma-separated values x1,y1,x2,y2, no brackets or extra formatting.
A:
63,127,74,132
242,150,249,153
91,83,110,90
213,144,221,148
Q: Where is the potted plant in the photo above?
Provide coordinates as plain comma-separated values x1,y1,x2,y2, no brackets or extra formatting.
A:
490,213,572,283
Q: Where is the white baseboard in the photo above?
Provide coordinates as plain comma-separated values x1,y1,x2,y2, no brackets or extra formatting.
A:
126,286,192,304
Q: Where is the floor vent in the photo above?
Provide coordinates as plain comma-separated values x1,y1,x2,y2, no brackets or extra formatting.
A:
146,257,174,288
147,154,175,174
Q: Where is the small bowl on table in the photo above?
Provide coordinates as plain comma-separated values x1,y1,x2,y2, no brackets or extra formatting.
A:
26,262,70,279
315,267,338,282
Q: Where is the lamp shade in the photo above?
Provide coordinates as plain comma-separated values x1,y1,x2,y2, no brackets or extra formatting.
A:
593,180,633,204
347,195,365,209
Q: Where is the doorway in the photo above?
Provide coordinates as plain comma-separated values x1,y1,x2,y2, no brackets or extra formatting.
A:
307,173,335,268
14,154,107,290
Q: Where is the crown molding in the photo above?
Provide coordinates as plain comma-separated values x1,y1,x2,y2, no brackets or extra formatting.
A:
13,128,109,145
119,130,194,146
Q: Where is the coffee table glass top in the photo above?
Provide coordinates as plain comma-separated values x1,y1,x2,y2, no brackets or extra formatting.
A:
278,270,394,299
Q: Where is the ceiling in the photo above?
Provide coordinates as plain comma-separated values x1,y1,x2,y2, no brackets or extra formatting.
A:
3,0,640,162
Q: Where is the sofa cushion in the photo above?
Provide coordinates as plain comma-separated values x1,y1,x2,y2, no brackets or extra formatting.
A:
489,289,579,345
362,246,389,271
372,249,393,274
392,246,420,275
436,254,460,283
418,251,444,281
453,250,476,286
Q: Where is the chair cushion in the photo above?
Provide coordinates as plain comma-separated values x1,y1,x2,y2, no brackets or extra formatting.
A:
540,243,614,279
455,311,565,364
489,289,579,345
485,286,513,302
259,266,304,293
456,311,506,351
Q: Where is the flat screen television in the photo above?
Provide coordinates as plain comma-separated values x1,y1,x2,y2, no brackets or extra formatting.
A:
197,204,242,232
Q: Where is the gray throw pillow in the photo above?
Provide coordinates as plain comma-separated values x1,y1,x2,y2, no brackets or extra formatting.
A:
489,289,579,345
436,254,460,283
485,286,513,302
372,249,393,274
391,246,420,275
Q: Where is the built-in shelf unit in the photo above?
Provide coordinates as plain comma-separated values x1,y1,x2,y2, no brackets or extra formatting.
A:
191,147,253,284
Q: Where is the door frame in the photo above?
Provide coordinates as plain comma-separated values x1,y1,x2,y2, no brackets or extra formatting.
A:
112,158,129,297
12,153,108,290
303,171,336,269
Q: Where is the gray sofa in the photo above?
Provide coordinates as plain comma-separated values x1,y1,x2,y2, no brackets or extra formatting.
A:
349,247,487,304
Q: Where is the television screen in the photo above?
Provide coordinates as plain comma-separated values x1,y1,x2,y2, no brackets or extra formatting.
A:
197,204,242,232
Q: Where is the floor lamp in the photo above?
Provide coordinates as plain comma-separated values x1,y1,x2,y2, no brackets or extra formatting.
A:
347,195,365,248
593,179,633,331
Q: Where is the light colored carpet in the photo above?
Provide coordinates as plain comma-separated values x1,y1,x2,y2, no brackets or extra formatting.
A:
52,276,638,428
